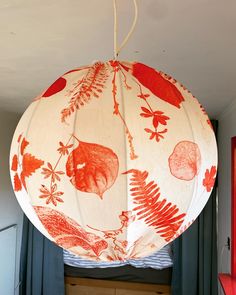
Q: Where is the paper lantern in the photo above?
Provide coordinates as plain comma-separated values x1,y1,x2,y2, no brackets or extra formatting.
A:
10,60,217,261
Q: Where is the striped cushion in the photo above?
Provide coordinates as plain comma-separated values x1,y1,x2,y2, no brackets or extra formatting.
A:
63,245,173,270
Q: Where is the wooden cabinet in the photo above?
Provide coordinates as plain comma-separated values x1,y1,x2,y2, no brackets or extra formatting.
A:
65,277,171,295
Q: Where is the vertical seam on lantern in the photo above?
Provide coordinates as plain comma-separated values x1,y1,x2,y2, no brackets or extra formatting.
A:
117,63,129,259
23,97,43,199
71,65,92,231
178,90,198,227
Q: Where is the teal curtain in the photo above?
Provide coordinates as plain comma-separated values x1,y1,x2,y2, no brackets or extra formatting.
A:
19,215,65,295
171,120,218,295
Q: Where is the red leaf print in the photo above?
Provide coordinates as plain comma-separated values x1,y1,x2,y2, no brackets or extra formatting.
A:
34,206,108,256
123,169,186,242
21,153,44,178
203,166,217,192
61,63,108,122
11,155,18,171
66,139,119,199
20,138,29,156
14,173,22,191
168,141,201,181
42,77,67,97
129,62,184,108
21,153,44,190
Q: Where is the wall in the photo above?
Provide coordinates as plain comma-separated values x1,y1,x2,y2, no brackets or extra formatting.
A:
217,98,236,288
0,109,23,295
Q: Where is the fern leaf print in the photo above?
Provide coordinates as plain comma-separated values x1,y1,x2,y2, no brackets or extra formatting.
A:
124,169,186,242
61,62,108,122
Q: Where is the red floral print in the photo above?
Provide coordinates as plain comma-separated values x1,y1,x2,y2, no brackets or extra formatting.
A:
136,81,170,143
168,141,201,181
57,141,73,155
203,166,217,192
34,206,108,257
14,173,22,192
119,211,135,227
61,62,108,122
123,62,185,108
124,169,186,242
42,162,64,183
11,136,44,192
20,137,29,155
42,77,67,98
11,155,18,171
140,107,169,128
39,184,64,206
66,137,119,199
144,128,167,142
110,61,138,160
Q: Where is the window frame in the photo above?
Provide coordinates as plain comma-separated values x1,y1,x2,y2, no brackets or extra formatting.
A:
231,136,236,277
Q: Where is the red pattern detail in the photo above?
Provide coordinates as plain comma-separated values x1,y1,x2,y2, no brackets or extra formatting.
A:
168,141,201,181
129,62,184,108
39,184,64,206
169,219,195,242
34,206,108,256
57,141,73,156
14,173,22,191
11,155,18,171
42,162,64,183
20,137,29,156
61,63,108,122
66,137,119,199
11,136,44,192
42,77,67,97
87,210,136,260
124,169,186,242
110,61,138,160
202,166,217,192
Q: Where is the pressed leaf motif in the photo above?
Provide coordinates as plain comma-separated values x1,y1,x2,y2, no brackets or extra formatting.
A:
66,139,119,199
61,62,108,122
168,141,201,181
34,206,108,257
122,62,185,108
124,169,186,242
42,77,67,97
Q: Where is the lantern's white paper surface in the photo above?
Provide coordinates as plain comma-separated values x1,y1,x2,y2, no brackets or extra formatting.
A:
10,61,217,261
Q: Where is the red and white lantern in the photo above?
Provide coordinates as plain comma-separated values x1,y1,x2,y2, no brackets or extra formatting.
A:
10,61,217,261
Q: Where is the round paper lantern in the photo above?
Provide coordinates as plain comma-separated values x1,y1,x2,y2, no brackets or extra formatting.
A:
10,61,217,261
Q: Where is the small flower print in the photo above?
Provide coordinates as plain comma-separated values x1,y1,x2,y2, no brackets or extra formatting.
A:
144,128,168,142
39,184,64,206
57,141,73,155
140,107,169,128
203,166,217,192
41,162,64,183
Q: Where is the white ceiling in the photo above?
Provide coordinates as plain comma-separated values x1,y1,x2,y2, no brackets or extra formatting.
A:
0,0,235,117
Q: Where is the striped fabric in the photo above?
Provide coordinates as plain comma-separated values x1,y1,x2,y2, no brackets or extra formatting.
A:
63,244,173,270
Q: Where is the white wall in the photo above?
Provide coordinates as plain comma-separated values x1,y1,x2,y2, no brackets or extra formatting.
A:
0,109,23,295
217,98,236,290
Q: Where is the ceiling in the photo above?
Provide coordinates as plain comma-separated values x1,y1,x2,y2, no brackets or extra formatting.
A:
0,0,235,117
